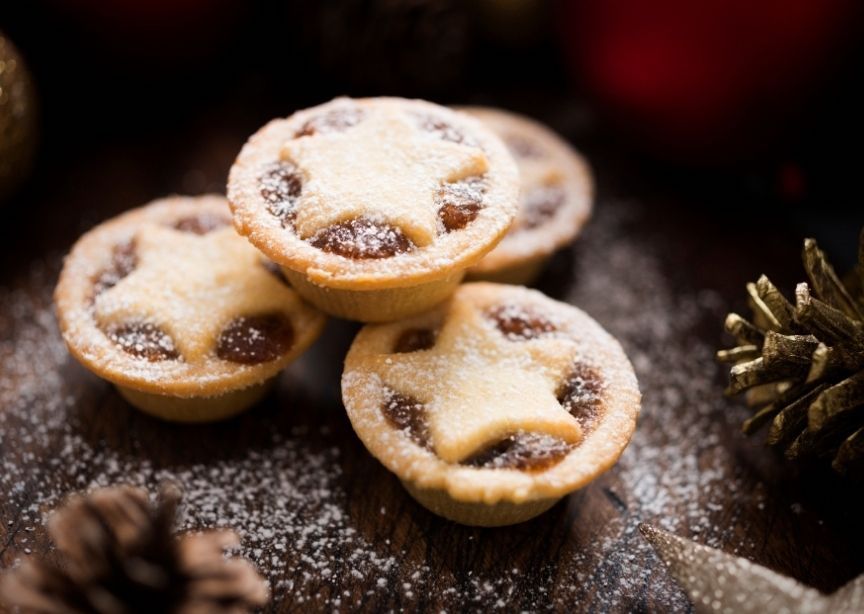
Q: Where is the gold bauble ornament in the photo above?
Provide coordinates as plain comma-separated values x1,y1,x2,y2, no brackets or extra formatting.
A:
0,32,37,201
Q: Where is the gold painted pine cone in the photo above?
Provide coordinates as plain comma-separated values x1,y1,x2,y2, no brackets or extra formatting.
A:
717,229,864,476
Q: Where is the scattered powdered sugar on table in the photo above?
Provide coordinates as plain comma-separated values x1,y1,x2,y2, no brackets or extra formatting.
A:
0,261,425,609
542,201,763,611
0,200,761,611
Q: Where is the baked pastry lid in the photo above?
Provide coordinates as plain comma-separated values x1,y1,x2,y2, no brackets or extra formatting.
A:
342,283,640,504
54,195,326,398
228,97,520,290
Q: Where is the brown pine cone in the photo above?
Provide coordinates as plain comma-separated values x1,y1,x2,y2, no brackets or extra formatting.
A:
0,483,269,613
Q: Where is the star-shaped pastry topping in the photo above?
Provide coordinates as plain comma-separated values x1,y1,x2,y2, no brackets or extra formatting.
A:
641,524,864,614
281,104,489,247
367,296,583,463
93,225,302,363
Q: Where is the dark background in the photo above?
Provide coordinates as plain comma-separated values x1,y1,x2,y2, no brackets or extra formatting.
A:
1,0,863,269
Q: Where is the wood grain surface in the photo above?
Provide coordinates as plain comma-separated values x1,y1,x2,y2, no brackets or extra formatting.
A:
1,111,863,613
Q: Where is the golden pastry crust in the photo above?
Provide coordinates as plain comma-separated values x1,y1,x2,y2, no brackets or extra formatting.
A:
228,97,519,290
55,195,326,398
342,283,640,505
458,107,593,276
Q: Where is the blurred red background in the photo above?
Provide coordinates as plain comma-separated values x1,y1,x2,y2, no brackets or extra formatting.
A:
1,0,862,265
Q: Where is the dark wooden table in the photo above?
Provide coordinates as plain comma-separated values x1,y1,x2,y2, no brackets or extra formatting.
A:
1,109,863,613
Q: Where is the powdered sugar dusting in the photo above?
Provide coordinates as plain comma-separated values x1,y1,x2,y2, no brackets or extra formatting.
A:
1,199,760,610
549,201,756,610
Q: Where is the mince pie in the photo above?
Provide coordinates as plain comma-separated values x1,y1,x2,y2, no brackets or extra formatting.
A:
458,107,593,285
228,97,519,322
342,283,640,526
55,195,326,422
